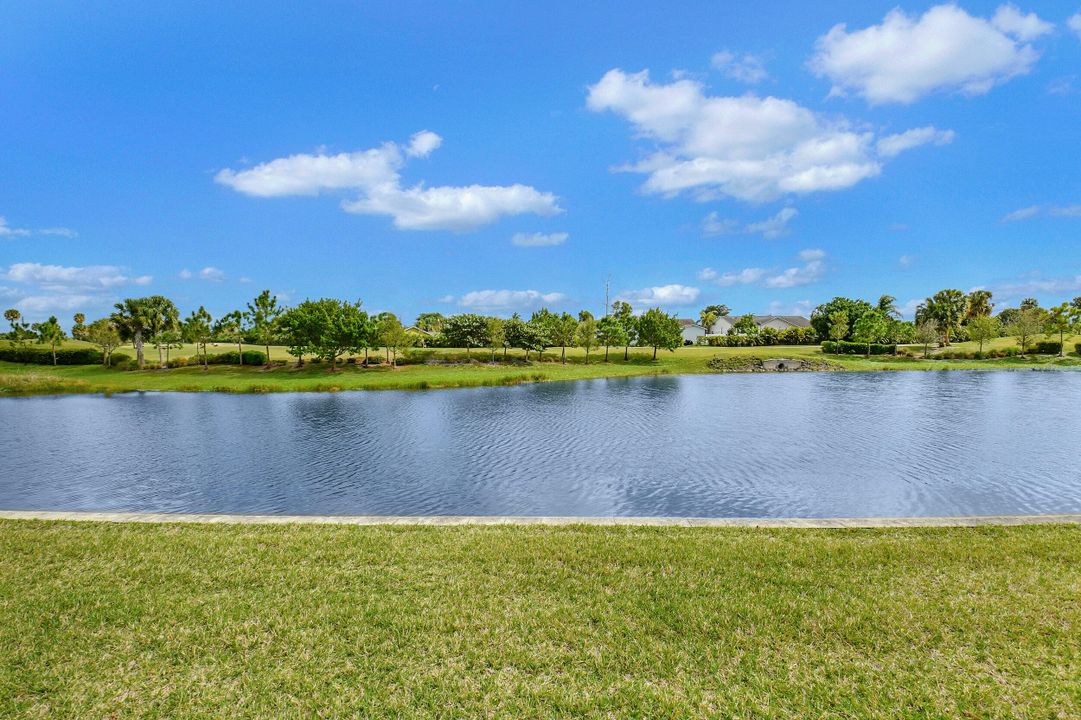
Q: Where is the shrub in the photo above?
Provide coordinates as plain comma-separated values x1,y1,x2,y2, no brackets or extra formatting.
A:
1076,343,1081,355
698,327,819,347
0,346,105,365
821,340,896,355
186,351,268,366
1031,341,1062,355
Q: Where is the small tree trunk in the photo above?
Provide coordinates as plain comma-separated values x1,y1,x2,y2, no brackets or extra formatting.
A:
52,345,57,365
503,346,507,359
158,343,165,369
364,348,369,366
652,345,658,361
136,331,144,369
265,343,271,367
561,345,566,364
238,341,243,366
604,344,609,362
624,345,629,361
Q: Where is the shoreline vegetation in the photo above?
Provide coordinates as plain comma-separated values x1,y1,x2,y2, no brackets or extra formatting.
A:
1,520,1078,717
4,290,1081,396
2,339,1081,397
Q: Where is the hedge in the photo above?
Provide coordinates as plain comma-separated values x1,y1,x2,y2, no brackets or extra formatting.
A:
1030,341,1062,355
0,346,104,365
821,340,897,355
698,327,819,347
174,350,267,367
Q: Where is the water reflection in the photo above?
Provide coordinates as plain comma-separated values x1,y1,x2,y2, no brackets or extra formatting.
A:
2,371,1081,518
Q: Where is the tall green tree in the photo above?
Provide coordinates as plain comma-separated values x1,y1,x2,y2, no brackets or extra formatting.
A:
827,311,849,347
377,313,414,367
245,290,284,367
32,316,66,365
876,295,901,319
635,308,682,360
731,314,759,336
85,318,122,366
140,295,180,369
596,316,628,362
575,316,598,363
1045,303,1073,357
1004,307,1043,356
549,312,578,364
851,311,888,357
280,298,368,370
917,289,966,346
183,306,214,370
966,315,999,356
610,301,636,360
111,298,152,369
1019,297,1040,311
503,314,528,360
486,317,505,361
701,304,730,318
4,309,32,361
442,314,490,357
414,312,446,333
811,297,873,341
215,310,246,364
71,313,87,341
965,290,994,321
698,310,718,334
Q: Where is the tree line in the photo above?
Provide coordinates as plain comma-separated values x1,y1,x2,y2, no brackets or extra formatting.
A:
4,293,685,369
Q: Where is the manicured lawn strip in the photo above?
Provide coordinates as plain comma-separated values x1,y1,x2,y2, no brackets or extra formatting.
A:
3,342,1081,396
1,521,1078,718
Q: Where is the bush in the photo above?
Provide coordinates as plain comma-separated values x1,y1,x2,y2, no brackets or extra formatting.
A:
1030,341,1062,355
0,346,104,365
698,327,819,347
186,350,267,366
821,340,896,355
1076,343,1081,355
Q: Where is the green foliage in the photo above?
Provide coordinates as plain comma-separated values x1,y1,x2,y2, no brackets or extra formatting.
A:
1030,341,1063,355
827,310,848,344
852,310,890,355
281,298,370,369
811,297,874,341
84,318,123,366
442,314,490,356
183,306,214,368
965,290,994,320
31,315,66,365
485,317,505,360
917,289,966,345
699,327,818,346
71,313,87,341
575,317,598,361
245,290,284,365
596,316,629,360
635,307,682,359
964,315,1000,354
1004,308,1044,355
413,312,446,333
376,313,416,366
0,346,105,364
821,340,897,355
730,313,759,336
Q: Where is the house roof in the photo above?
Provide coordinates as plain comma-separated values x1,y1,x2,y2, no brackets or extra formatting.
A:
752,315,811,328
677,319,703,328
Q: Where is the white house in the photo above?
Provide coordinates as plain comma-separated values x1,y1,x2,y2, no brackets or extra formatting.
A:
677,314,811,343
678,319,706,345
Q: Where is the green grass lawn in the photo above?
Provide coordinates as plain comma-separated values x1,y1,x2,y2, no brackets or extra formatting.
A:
2,338,1081,396
1,521,1078,717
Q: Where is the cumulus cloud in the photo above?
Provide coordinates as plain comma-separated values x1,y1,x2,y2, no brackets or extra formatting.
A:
198,266,226,282
587,69,948,203
698,249,827,289
511,231,568,247
615,284,700,306
702,207,799,239
0,262,152,319
215,132,561,232
0,216,77,239
810,4,1053,104
876,127,956,158
1001,204,1081,221
453,289,567,312
711,50,768,84
1070,12,1081,38
987,272,1081,299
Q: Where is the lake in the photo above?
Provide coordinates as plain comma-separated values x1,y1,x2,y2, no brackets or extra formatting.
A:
2,371,1081,519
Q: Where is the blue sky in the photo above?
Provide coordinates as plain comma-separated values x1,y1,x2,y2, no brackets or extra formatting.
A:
2,1,1080,323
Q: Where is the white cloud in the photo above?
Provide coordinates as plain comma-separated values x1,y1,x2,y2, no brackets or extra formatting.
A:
711,50,768,83
216,132,561,232
768,299,813,316
1002,204,1081,221
455,289,567,312
697,266,767,287
511,231,568,247
0,216,76,239
811,4,1052,105
899,254,915,268
239,276,252,284
198,266,226,282
746,207,799,239
178,269,193,279
876,127,956,158
587,68,947,203
615,284,700,306
698,249,827,289
987,272,1081,299
702,207,798,238
1,262,152,320
1069,12,1081,38
405,130,442,158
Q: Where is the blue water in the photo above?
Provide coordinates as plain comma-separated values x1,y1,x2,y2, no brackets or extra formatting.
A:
2,371,1081,518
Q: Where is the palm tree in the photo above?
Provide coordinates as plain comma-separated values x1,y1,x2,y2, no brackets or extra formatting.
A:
876,295,901,319
965,290,993,321
111,298,151,369
917,289,966,346
698,310,718,334
143,296,180,369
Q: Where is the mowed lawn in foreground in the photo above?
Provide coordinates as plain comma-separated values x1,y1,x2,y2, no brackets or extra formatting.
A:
1,521,1078,718
3,339,1081,396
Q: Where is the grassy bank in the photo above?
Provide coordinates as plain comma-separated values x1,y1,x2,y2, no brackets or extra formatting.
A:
2,340,1080,396
1,520,1078,717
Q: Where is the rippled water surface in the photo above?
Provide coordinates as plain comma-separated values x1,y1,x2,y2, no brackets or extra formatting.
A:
3,371,1081,518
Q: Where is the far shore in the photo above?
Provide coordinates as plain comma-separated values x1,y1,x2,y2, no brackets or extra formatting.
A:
3,339,1081,397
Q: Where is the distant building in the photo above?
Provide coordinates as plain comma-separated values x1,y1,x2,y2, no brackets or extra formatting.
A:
676,314,811,344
